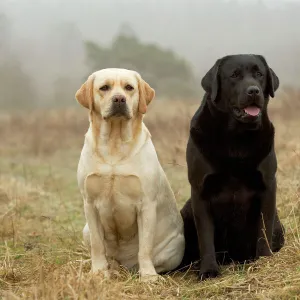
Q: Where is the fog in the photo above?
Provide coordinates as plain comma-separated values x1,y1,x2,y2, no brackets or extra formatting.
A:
1,0,300,107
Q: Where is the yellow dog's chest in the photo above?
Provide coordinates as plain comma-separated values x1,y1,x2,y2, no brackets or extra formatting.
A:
85,172,143,241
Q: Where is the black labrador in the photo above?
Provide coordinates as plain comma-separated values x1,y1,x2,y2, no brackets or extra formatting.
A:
178,54,285,280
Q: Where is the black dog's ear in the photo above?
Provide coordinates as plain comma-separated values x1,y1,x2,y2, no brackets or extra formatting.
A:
201,59,222,102
268,67,279,98
256,55,279,98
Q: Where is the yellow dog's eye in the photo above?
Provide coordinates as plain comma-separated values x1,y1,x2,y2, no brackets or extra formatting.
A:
125,84,134,91
99,85,110,91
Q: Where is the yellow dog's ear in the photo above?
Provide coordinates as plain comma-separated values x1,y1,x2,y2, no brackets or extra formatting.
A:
75,75,95,110
136,74,155,114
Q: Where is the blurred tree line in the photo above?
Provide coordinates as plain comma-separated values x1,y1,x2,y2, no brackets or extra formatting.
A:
84,24,199,99
0,14,37,110
0,18,198,110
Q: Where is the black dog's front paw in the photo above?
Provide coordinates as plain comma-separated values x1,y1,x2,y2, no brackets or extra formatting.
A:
198,265,220,281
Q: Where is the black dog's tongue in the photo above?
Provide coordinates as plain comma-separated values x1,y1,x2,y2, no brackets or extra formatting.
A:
244,106,261,116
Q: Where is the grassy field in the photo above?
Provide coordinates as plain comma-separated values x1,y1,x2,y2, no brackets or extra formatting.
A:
0,92,299,299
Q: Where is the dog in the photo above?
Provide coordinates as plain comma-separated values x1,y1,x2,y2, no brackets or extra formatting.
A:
75,68,184,282
178,54,285,280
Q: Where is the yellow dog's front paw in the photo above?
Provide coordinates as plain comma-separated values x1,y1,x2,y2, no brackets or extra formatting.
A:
140,273,165,283
140,274,159,282
108,259,121,278
89,267,110,279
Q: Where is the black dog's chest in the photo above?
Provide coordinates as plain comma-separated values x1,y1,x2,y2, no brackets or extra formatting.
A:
206,139,268,171
212,180,255,205
211,180,258,222
190,120,274,172
201,172,265,226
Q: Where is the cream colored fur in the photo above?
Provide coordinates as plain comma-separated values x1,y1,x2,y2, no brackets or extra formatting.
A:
75,68,184,281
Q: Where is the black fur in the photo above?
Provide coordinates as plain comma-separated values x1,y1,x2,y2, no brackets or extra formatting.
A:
177,54,285,280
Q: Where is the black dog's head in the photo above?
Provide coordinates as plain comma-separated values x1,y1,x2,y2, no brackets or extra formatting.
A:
201,54,279,126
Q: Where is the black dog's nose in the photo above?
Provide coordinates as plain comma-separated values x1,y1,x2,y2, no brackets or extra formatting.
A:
247,86,260,96
112,95,126,103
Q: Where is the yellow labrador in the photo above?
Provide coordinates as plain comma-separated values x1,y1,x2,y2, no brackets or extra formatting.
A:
75,68,184,281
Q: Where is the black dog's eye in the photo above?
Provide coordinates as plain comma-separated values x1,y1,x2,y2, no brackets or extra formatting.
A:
99,85,110,91
125,84,134,91
256,71,263,77
230,71,239,78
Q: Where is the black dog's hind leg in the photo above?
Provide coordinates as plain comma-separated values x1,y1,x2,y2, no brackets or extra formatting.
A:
272,210,285,252
176,199,200,271
257,178,276,257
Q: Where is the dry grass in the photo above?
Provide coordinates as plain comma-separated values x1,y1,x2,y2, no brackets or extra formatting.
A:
0,89,300,299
